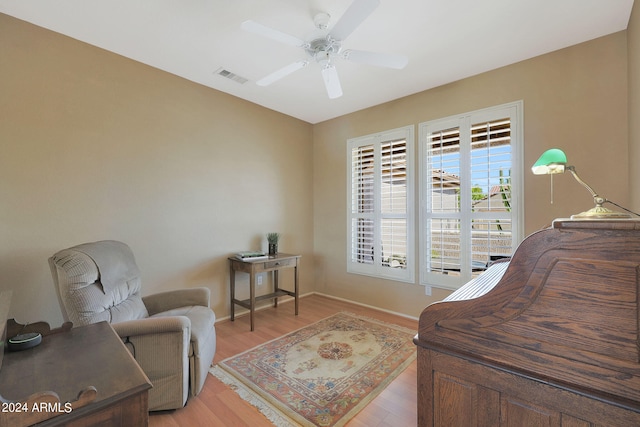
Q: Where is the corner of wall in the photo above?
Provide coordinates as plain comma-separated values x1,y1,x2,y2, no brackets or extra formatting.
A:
629,2,640,212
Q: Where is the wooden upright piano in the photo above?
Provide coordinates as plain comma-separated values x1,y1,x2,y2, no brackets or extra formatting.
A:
414,219,640,426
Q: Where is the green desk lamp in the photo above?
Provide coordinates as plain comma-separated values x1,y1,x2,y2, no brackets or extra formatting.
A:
531,148,631,219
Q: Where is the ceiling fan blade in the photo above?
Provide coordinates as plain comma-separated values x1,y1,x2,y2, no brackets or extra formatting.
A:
256,60,309,86
342,49,408,69
329,0,380,42
321,65,343,99
241,20,306,47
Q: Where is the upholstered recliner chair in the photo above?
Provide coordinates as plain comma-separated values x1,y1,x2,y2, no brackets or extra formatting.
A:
49,240,216,411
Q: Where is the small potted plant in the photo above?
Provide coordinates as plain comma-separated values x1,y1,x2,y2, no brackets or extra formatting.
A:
267,232,280,255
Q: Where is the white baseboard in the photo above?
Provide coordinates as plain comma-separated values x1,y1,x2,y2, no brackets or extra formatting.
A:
312,292,419,321
215,291,418,323
214,292,313,323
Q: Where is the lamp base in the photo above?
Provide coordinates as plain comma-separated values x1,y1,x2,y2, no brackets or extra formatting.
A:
570,205,633,220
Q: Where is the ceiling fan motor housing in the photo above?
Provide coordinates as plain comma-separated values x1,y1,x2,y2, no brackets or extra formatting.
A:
307,37,341,63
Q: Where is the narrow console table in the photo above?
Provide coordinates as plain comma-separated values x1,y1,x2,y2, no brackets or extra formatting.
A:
228,253,300,331
0,321,151,427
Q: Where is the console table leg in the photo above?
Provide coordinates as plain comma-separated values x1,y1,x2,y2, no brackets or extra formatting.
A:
230,266,235,321
294,264,299,315
249,273,255,331
273,270,279,308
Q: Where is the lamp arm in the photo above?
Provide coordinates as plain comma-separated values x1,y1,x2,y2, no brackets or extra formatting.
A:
566,166,605,205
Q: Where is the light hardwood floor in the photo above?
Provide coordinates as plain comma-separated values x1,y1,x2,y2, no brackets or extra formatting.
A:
148,294,418,427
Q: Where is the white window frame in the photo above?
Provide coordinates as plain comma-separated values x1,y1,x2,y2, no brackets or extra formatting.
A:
347,125,415,283
419,101,524,290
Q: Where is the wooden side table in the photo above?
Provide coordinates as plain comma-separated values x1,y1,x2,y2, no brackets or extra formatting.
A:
0,321,151,427
228,253,301,331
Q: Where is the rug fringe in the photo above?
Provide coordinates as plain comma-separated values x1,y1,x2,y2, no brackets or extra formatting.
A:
210,365,300,427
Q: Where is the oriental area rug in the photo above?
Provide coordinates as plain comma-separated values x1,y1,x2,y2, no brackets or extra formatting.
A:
209,312,416,427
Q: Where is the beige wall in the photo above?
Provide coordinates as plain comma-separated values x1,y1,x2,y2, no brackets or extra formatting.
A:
630,2,640,212
1,12,633,325
313,32,629,317
0,14,314,326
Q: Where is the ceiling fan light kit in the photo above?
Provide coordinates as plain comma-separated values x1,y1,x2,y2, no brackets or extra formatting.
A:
241,0,407,99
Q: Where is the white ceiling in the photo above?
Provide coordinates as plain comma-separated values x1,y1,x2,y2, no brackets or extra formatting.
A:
1,0,634,124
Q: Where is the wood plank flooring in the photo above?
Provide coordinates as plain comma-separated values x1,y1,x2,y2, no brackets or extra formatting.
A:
148,294,418,427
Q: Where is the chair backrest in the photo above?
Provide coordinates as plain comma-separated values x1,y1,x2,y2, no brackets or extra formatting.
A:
49,240,148,326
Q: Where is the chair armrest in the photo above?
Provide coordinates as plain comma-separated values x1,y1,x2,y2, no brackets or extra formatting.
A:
112,316,191,337
111,316,191,410
143,287,210,316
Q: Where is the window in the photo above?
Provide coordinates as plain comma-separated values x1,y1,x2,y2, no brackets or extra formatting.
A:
347,126,414,282
419,101,523,290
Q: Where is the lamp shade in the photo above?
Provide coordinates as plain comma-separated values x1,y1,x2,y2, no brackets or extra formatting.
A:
531,148,567,175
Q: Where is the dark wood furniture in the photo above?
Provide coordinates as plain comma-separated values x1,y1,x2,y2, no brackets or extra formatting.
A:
5,318,72,339
229,253,300,331
414,219,640,426
1,321,151,427
0,292,10,375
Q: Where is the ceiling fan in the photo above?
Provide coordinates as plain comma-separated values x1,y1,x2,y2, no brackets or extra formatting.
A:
241,0,408,99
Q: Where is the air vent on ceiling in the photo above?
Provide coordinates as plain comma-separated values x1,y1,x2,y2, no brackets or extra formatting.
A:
215,68,248,84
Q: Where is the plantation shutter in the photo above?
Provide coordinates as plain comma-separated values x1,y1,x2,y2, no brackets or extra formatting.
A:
469,118,513,270
347,126,414,282
351,144,375,265
425,125,462,283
